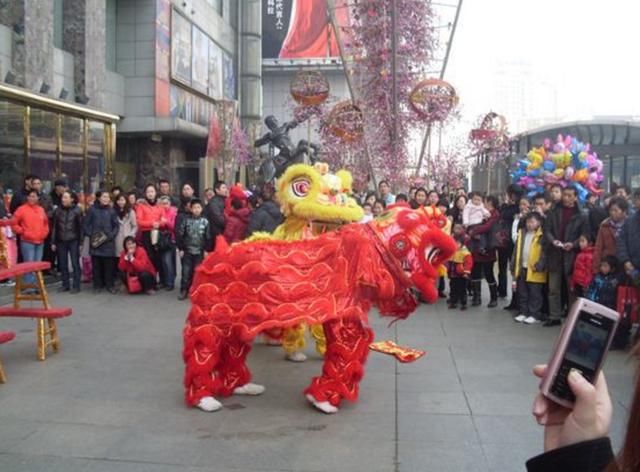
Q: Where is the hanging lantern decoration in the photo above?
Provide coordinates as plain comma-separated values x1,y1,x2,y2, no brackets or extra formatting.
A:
326,101,364,142
409,79,459,123
290,71,330,107
470,112,509,153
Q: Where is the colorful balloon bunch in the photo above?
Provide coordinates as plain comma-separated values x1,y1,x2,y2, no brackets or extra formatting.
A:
511,134,604,201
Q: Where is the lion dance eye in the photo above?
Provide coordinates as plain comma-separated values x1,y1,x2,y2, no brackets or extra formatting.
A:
291,178,311,198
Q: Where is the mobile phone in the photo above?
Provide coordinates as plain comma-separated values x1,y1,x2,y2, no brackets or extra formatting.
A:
539,297,619,408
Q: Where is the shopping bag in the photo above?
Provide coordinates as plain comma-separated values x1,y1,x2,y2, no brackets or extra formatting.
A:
126,273,142,294
616,283,639,324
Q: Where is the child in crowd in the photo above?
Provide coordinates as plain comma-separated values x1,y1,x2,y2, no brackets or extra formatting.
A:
586,255,620,310
548,184,563,208
462,192,490,226
463,192,490,254
512,212,547,324
448,224,473,310
511,197,530,243
571,234,595,298
372,199,386,218
532,193,549,216
176,199,211,300
361,203,374,223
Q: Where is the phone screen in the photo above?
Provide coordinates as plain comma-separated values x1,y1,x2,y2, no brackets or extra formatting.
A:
565,317,609,370
550,310,615,402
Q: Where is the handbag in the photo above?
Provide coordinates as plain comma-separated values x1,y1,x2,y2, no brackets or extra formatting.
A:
90,231,108,249
126,272,142,294
489,220,510,249
155,231,174,251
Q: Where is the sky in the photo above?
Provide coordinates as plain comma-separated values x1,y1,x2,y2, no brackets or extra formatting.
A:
443,0,640,133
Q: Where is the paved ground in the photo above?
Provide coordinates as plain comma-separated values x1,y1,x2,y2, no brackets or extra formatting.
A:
0,283,635,472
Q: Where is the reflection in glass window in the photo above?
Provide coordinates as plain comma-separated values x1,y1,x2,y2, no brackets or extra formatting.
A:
611,156,625,190
88,121,105,194
627,156,640,189
0,101,25,195
61,116,84,193
30,109,58,192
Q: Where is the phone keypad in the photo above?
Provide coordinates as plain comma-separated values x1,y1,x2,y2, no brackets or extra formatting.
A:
551,362,594,402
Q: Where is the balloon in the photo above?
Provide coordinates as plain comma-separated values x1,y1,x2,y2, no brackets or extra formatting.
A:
553,168,565,178
573,168,588,183
564,166,574,180
544,173,558,184
594,159,603,173
528,169,541,177
526,182,537,191
573,183,589,201
543,160,556,172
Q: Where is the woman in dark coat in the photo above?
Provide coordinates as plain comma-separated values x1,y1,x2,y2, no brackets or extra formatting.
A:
467,195,500,307
83,190,119,293
51,191,83,293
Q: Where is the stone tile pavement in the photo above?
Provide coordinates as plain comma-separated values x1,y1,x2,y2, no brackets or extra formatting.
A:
0,285,635,471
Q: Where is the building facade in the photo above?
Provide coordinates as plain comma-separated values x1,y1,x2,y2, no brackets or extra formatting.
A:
0,0,262,197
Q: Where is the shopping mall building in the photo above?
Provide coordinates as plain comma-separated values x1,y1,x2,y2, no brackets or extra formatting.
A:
0,0,263,197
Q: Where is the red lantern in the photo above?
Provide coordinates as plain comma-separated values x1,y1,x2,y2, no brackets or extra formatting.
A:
326,101,364,142
290,71,330,107
409,79,459,123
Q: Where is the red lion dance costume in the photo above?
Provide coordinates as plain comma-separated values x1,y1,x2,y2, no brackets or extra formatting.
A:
183,207,456,413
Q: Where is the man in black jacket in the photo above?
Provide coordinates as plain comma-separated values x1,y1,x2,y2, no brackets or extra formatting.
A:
205,180,227,248
498,184,523,300
247,189,283,236
9,174,34,215
543,186,588,326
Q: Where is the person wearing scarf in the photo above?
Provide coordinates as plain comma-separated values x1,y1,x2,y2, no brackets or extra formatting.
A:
593,196,628,272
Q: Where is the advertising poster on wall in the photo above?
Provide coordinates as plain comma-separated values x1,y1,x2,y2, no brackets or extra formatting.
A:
191,26,209,94
222,53,235,100
169,85,217,127
155,0,171,116
262,0,350,60
208,40,223,100
171,10,192,85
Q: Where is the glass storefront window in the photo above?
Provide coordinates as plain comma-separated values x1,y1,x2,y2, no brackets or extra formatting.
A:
611,156,625,190
0,101,26,197
627,156,640,189
61,115,84,194
30,108,58,194
87,121,105,194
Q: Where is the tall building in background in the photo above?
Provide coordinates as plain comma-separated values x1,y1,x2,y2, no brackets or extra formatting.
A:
490,58,560,134
0,0,262,196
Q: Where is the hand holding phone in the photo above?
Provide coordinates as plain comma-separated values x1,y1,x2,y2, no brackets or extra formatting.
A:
532,364,612,452
539,298,619,408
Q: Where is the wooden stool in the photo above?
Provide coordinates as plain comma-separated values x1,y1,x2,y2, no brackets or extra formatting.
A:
0,261,73,360
0,330,16,383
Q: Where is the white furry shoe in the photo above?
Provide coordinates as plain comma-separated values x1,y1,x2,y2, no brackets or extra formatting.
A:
306,394,339,414
286,351,307,362
197,396,222,412
233,383,266,396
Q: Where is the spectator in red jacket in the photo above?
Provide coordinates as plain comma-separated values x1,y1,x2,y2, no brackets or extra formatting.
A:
223,197,251,243
135,184,168,279
118,236,157,295
11,189,49,287
571,234,595,298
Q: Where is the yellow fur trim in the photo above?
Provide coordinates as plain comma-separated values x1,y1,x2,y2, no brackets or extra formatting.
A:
335,169,353,193
283,325,306,354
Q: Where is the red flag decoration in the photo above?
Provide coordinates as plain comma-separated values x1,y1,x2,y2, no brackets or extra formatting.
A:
206,113,222,159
